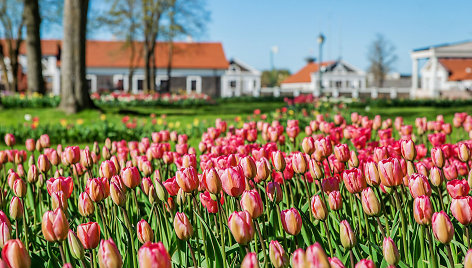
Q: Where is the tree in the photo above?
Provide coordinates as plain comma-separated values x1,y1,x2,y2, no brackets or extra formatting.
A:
59,0,94,113
99,0,141,92
261,69,291,87
367,34,397,87
24,0,44,94
0,0,24,92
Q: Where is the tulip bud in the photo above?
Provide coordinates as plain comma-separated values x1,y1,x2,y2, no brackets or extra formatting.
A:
291,248,306,268
0,222,10,248
68,230,85,260
280,208,302,236
364,161,380,186
37,154,51,173
327,191,342,211
343,168,367,194
308,159,323,180
221,166,246,197
361,187,381,216
349,151,359,168
78,192,95,217
9,197,23,220
311,195,327,221
292,153,308,174
241,190,264,219
99,160,116,180
302,137,315,155
86,177,110,203
228,211,254,245
431,147,445,168
240,156,257,179
430,167,444,187
383,237,400,265
355,259,377,268
12,179,26,198
400,139,416,161
432,211,454,244
269,240,289,268
138,242,171,268
459,143,471,162
51,191,68,210
272,151,286,172
447,179,470,198
378,158,403,187
175,166,199,193
255,158,271,182
137,219,154,244
202,168,222,194
334,144,350,163
42,208,69,242
409,173,432,198
305,242,330,267
266,181,283,203
98,238,123,268
241,252,259,268
4,134,15,147
413,195,433,225
77,222,101,249
176,189,187,206
1,239,30,268
110,176,127,207
464,249,472,268
121,166,141,189
450,196,472,225
25,139,35,152
340,220,356,249
27,165,38,183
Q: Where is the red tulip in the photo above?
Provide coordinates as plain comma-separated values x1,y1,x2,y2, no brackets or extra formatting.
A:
311,195,328,221
220,166,246,197
269,240,289,268
432,211,454,244
78,192,95,217
4,134,15,147
137,219,154,244
98,239,123,268
266,181,283,203
451,196,472,225
241,190,264,219
280,208,302,236
77,222,101,249
329,256,345,268
334,144,350,163
444,164,458,181
121,166,141,189
200,191,219,214
408,173,432,198
2,239,30,268
42,208,69,242
173,212,193,241
86,177,110,202
241,252,259,268
413,195,433,225
138,242,171,268
447,179,470,198
342,168,367,194
328,191,343,211
228,211,254,245
47,176,74,199
378,157,403,187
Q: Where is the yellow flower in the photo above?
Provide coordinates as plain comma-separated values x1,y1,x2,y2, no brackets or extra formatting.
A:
157,118,163,125
169,122,175,128
60,119,67,127
288,110,294,116
19,94,25,100
193,118,200,126
100,114,106,121
186,124,192,129
76,119,84,125
175,121,181,128
32,121,39,128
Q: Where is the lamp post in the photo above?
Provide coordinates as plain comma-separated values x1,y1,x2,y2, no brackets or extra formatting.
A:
317,33,325,96
270,46,278,87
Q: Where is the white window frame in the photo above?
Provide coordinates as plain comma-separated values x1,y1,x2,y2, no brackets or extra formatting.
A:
86,74,97,93
156,75,169,91
132,75,145,93
186,76,202,94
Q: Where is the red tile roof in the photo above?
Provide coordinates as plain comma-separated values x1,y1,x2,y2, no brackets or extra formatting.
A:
1,39,229,70
281,61,335,84
439,58,472,81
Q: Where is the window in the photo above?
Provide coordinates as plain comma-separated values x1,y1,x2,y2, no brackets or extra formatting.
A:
230,80,237,88
137,79,143,91
335,81,342,88
115,79,124,90
186,76,202,93
254,80,257,88
86,79,92,91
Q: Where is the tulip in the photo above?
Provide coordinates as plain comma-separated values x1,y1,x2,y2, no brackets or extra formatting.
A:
459,143,471,162
47,176,74,199
202,168,222,194
340,220,356,249
138,242,171,268
272,151,286,172
2,239,30,268
200,191,219,214
280,208,302,236
328,191,343,211
432,211,454,244
447,179,470,198
86,177,110,203
305,242,330,268
334,144,350,162
431,147,445,168
110,176,127,207
413,195,433,225
430,166,444,187
302,137,315,155
37,154,51,173
42,208,69,242
9,197,23,220
68,230,84,260
241,252,259,268
364,161,380,186
241,190,264,219
255,157,271,182
266,181,283,203
0,222,10,248
121,166,141,189
77,222,101,249
137,220,154,244
408,173,432,198
220,166,246,197
308,159,323,180
464,249,472,267
12,179,26,198
450,196,472,225
383,237,399,265
269,240,289,268
291,152,308,174
342,168,367,194
98,239,123,268
78,192,95,217
27,165,38,183
311,195,327,221
174,212,193,241
378,157,403,187
51,191,68,210
99,160,116,180
400,139,416,161
361,187,381,216
291,249,306,268
240,156,257,179
4,134,15,147
64,146,80,165
175,166,199,193
355,259,376,268
329,257,345,268
228,211,254,245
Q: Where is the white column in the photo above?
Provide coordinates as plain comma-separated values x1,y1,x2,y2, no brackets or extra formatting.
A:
52,67,61,95
372,88,378,99
411,57,418,98
274,87,280,97
390,88,397,99
333,88,339,98
431,56,438,98
352,88,359,99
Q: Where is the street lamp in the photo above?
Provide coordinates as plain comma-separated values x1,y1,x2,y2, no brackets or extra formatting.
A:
270,46,279,86
317,33,325,96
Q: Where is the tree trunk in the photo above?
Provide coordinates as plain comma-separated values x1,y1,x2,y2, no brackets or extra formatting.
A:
24,0,45,94
165,41,173,93
0,44,10,92
144,40,151,92
59,0,78,114
150,49,156,92
9,45,19,92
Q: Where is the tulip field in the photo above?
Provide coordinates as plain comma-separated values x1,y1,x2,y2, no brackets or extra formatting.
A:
2,99,472,268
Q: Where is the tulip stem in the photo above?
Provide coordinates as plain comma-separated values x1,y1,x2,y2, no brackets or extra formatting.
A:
322,220,334,256
349,249,355,268
187,241,197,268
446,244,455,268
98,203,109,239
427,227,438,268
217,202,227,268
419,225,426,268
121,207,137,268
467,226,471,249
58,243,67,265
393,188,409,265
22,202,29,252
255,219,268,268
375,216,386,238
132,189,140,220
436,186,445,212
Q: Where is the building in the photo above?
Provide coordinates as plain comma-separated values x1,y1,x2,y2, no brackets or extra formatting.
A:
1,39,261,98
281,60,366,97
411,40,472,98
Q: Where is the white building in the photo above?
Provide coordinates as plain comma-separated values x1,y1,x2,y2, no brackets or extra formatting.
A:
411,40,472,98
221,58,261,97
280,60,366,97
0,39,261,98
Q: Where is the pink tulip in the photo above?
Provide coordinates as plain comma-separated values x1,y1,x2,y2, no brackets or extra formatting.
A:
138,242,171,268
228,211,254,245
280,208,302,236
77,222,101,249
220,166,246,197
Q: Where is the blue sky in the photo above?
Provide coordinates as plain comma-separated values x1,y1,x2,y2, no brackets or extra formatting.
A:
204,0,472,74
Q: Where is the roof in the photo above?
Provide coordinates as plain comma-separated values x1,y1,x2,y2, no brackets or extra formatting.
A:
229,58,261,75
413,40,472,52
1,39,229,70
281,61,335,84
439,58,472,81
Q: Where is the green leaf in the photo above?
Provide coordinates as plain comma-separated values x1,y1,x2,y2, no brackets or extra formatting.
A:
194,210,223,268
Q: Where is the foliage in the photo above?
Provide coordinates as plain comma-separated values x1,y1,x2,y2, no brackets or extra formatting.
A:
261,69,291,87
